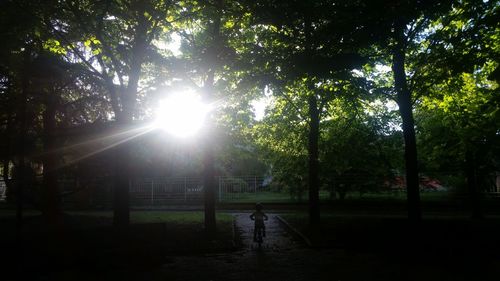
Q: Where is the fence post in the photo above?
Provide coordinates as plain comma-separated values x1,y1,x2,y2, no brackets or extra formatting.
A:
151,178,154,205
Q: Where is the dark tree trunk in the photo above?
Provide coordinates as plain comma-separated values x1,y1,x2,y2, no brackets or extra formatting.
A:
308,94,320,225
203,71,217,237
303,13,321,225
203,138,217,236
392,20,421,223
112,6,148,229
201,0,224,237
110,87,131,229
3,112,13,198
42,93,62,226
466,148,482,219
16,49,32,234
113,159,130,227
2,160,10,190
15,48,31,278
113,122,131,229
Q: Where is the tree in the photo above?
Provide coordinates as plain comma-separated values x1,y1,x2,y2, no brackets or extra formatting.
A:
0,0,57,233
361,0,455,222
321,98,403,200
414,0,500,218
244,0,383,224
165,0,258,234
48,0,177,228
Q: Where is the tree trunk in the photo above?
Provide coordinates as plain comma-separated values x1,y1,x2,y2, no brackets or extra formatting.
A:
203,71,217,237
3,111,13,200
2,160,10,192
42,93,62,226
392,20,421,223
113,122,131,229
112,5,148,229
202,0,224,237
113,157,130,227
16,49,32,234
203,137,217,236
466,148,482,219
112,84,132,229
14,48,31,278
308,93,320,225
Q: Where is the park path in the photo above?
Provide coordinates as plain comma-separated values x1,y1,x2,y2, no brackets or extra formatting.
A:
234,213,300,251
152,213,312,281
135,213,401,281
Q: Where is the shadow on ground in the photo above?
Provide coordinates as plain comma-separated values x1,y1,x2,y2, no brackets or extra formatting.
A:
1,211,500,281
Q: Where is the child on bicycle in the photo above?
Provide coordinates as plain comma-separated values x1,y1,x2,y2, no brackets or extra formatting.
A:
250,203,268,242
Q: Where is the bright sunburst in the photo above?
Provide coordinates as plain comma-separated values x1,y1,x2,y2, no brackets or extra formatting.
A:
154,91,210,137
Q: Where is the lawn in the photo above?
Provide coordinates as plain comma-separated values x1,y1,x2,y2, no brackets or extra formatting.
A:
219,190,460,203
220,191,331,203
66,210,233,224
279,212,500,262
0,210,237,280
62,211,236,254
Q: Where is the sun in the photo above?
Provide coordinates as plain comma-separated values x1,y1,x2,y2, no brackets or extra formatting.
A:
154,92,210,137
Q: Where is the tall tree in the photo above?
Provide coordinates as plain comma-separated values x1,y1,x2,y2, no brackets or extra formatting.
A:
174,0,256,235
371,0,454,222
49,0,176,227
413,0,500,218
244,0,376,224
0,0,53,233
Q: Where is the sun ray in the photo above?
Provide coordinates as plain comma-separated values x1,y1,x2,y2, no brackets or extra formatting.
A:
39,124,155,171
58,126,155,169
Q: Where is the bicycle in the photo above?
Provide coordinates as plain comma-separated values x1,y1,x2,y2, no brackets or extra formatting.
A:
254,225,264,248
250,203,268,249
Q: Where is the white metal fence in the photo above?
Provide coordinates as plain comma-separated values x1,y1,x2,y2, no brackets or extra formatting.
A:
0,179,6,201
218,176,265,202
130,177,203,204
58,176,267,205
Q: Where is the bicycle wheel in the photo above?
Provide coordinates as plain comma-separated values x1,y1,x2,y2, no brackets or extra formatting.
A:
257,228,263,247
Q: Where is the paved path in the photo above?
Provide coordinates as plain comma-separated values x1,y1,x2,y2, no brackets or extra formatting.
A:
235,213,300,251
137,213,399,281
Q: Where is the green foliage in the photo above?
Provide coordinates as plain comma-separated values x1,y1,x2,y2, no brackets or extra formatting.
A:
42,39,66,55
417,64,499,191
321,98,403,197
406,0,500,194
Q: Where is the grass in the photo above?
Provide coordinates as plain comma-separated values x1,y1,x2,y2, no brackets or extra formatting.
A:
0,210,237,279
280,212,500,263
67,210,233,224
221,191,296,203
0,210,233,225
340,191,452,201
62,211,236,254
220,191,331,203
0,209,42,218
219,190,460,203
